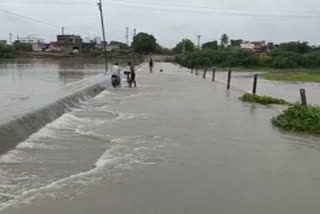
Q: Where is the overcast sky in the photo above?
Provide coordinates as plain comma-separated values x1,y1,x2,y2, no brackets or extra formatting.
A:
0,0,320,48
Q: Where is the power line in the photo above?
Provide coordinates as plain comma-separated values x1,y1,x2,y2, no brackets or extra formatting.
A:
0,8,60,28
1,0,320,18
106,2,320,19
104,0,320,18
110,0,319,15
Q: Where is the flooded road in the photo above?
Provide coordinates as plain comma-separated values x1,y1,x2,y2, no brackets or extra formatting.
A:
213,71,320,105
2,63,320,214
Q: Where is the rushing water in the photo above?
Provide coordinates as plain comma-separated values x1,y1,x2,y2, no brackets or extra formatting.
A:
1,62,320,214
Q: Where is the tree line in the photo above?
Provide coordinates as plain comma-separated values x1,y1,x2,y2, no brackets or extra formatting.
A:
174,34,320,69
2,31,320,70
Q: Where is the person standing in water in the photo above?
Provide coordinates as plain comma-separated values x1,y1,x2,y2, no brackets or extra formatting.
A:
149,58,154,73
128,62,137,88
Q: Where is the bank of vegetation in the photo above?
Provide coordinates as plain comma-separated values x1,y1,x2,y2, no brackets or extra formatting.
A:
240,93,288,105
0,43,33,59
261,72,320,83
177,46,320,70
272,104,320,134
174,37,320,82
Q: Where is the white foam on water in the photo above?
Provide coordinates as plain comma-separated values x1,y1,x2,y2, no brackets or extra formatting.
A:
93,90,112,100
100,108,148,122
0,112,103,164
74,128,109,143
16,128,56,150
0,150,24,163
0,135,165,212
47,113,104,130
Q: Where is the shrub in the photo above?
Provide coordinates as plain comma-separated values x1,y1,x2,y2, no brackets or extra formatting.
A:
240,93,288,105
0,44,16,59
272,104,320,134
12,43,33,52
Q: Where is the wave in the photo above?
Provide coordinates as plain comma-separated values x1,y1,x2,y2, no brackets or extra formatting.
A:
0,134,164,212
0,78,109,155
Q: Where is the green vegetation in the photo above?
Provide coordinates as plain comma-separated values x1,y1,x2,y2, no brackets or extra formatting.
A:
12,43,33,52
220,34,229,47
0,44,16,59
240,93,288,105
175,36,320,72
0,43,34,59
173,39,196,54
202,41,218,50
261,72,320,83
132,32,158,54
272,104,320,134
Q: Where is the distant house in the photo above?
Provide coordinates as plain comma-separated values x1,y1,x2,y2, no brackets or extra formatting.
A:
266,42,275,52
47,34,83,53
106,44,120,51
0,40,7,46
82,43,96,53
241,41,267,52
16,35,45,51
95,42,120,52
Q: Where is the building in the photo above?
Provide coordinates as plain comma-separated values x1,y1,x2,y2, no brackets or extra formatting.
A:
241,41,266,52
57,35,82,44
106,44,120,51
95,41,121,52
93,36,102,45
0,40,7,45
16,35,45,51
82,43,96,53
47,34,83,53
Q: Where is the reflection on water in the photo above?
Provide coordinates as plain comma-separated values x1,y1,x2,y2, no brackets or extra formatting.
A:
58,72,85,85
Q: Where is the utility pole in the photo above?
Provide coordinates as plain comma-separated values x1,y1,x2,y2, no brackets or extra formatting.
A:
132,28,137,66
61,27,65,35
97,0,108,73
9,33,12,45
197,35,201,50
182,39,186,55
126,26,129,46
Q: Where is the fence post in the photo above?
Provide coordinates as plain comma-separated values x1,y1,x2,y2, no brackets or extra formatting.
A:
196,68,199,76
212,67,216,82
252,74,258,94
227,69,232,90
203,68,207,79
300,89,307,106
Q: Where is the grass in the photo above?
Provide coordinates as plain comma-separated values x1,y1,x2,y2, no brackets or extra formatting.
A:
240,93,288,105
261,72,320,83
272,104,320,134
216,66,320,72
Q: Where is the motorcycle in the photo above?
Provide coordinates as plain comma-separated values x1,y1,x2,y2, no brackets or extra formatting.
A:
111,75,121,88
123,71,131,87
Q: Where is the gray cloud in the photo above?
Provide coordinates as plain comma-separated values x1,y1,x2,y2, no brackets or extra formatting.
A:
0,0,320,47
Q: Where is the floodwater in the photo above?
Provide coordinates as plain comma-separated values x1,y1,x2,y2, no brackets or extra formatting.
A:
1,63,320,214
0,59,104,123
212,70,320,105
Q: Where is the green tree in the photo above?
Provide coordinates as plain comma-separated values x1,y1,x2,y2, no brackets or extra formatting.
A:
220,34,229,47
202,41,218,50
173,39,195,54
276,42,311,54
132,32,157,54
230,39,243,47
12,42,33,52
0,44,16,59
